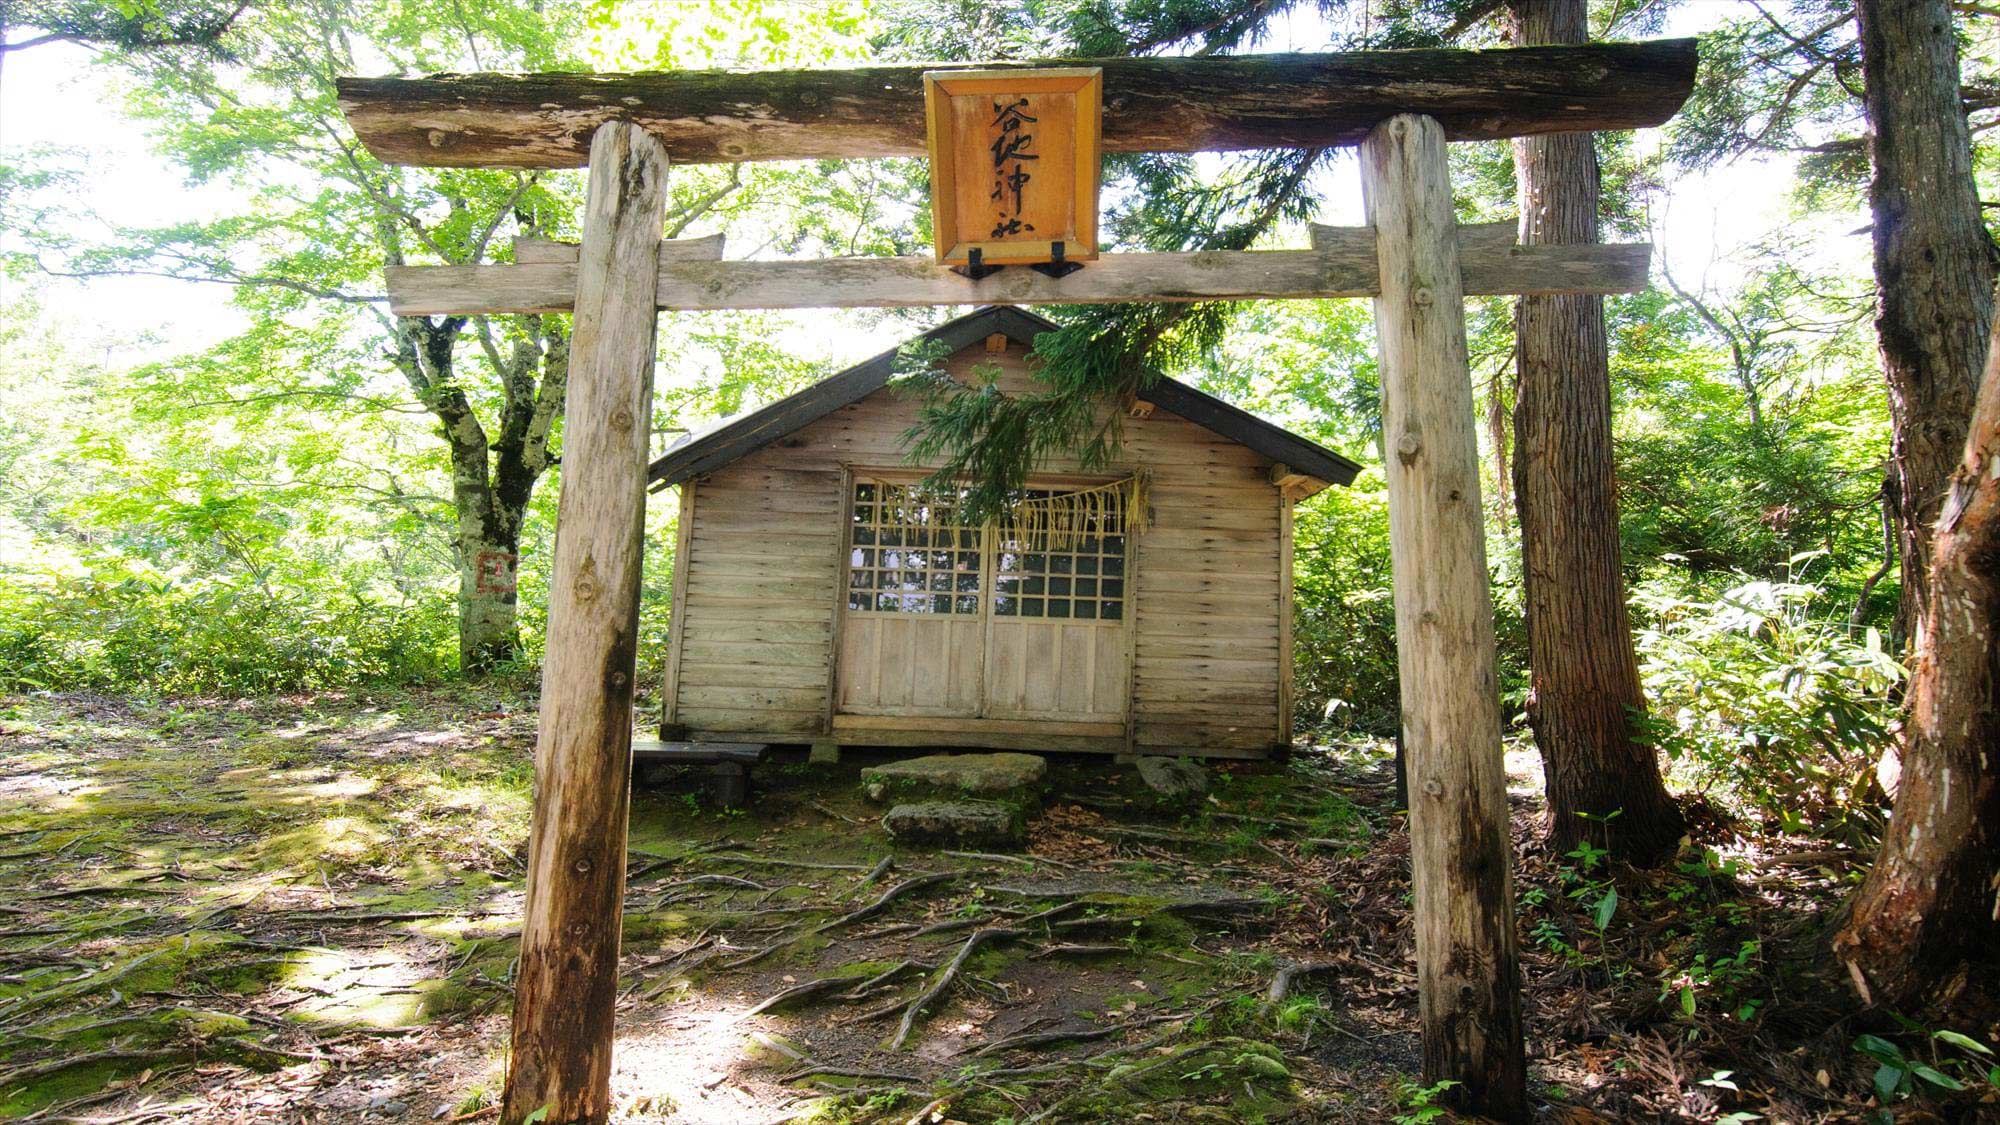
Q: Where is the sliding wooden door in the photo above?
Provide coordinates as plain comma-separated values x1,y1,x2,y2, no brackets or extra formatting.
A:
835,480,985,715
834,477,1132,727
983,489,1129,722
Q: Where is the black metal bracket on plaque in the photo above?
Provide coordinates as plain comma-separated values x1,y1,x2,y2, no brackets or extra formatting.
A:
1030,240,1084,279
951,247,1004,280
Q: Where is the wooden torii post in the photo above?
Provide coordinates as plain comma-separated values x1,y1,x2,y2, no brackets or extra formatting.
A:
336,41,1696,1125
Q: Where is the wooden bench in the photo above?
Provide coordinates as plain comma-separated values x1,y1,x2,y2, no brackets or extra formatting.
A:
631,740,770,806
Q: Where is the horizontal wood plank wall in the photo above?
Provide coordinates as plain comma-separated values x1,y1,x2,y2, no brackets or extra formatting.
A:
1130,410,1283,755
675,462,844,737
674,339,1284,755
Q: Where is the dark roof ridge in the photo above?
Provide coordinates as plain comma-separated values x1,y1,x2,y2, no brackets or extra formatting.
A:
647,305,1360,490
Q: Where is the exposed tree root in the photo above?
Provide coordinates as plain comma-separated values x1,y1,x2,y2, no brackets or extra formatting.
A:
1032,943,1125,958
810,871,956,935
839,855,894,902
970,1023,1119,1057
740,975,855,1019
706,854,873,872
891,925,1027,1050
839,958,933,998
780,1063,925,1085
1266,960,1342,1003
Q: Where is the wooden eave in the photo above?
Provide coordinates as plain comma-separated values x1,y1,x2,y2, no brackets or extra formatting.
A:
337,40,1698,169
646,306,1360,494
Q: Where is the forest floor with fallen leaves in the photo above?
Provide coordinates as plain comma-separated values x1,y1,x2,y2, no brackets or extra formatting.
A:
1,685,1991,1124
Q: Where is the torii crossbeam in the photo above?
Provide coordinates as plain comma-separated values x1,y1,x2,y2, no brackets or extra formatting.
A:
336,40,1698,1125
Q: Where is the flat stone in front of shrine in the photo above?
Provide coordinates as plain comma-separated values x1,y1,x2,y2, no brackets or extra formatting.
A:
881,800,1026,847
862,752,1048,803
1137,755,1209,802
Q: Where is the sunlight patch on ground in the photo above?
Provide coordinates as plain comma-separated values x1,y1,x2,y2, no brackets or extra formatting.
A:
609,1001,791,1125
0,762,89,802
216,765,381,802
15,775,106,807
253,815,390,867
283,945,435,1028
1503,739,1545,797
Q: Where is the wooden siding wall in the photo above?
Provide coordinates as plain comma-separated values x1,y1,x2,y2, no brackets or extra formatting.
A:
668,338,1287,756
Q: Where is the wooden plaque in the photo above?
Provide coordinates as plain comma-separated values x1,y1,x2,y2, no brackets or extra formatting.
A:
923,67,1102,267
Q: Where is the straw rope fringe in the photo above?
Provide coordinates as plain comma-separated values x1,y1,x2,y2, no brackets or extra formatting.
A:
999,473,1149,550
869,474,1149,550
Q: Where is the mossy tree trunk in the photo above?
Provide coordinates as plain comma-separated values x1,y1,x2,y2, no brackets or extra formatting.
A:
391,313,568,675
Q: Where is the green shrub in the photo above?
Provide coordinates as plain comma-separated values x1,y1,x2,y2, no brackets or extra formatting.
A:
0,564,456,695
1633,577,1900,840
1290,480,1400,736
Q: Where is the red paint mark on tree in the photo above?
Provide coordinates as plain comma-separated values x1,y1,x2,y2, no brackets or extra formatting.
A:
477,551,519,594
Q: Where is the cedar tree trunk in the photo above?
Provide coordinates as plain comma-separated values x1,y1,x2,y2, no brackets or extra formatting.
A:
1507,0,1684,865
1857,0,1997,652
1833,300,2000,1011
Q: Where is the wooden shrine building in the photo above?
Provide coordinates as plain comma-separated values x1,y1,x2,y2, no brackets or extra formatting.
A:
651,306,1359,758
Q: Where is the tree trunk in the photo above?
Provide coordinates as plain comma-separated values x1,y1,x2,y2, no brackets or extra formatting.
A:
394,310,567,677
1856,0,1997,653
1834,298,2000,1012
453,484,523,675
1506,0,1684,866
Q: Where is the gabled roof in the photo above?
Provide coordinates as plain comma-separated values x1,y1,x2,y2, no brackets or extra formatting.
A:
647,306,1361,491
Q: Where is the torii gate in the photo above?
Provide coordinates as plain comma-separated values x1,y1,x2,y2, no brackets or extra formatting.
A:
337,39,1697,1125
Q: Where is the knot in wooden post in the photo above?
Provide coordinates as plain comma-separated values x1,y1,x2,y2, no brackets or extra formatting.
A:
1361,109,1526,1121
503,119,669,1125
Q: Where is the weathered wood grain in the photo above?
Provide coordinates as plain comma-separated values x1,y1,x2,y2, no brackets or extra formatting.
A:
337,40,1697,168
385,233,1651,316
501,122,668,1125
1361,113,1527,1119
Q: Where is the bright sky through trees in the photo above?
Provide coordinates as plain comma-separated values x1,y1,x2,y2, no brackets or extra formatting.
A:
0,2,1863,376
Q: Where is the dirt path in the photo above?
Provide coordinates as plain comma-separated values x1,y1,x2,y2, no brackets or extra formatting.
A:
0,688,1915,1122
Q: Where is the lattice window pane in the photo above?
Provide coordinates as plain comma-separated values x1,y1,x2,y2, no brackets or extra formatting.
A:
991,486,1128,621
847,481,983,614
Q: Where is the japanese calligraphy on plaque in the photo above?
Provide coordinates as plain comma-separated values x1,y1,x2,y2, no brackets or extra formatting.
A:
922,67,1102,268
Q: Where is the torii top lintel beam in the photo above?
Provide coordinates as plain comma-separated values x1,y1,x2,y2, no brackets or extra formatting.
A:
337,40,1697,169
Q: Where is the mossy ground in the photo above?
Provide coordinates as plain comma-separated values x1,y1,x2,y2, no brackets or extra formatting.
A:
0,689,1930,1122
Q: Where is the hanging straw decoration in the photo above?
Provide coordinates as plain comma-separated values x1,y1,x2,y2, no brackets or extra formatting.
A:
868,474,1151,551
999,472,1150,551
870,480,967,542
